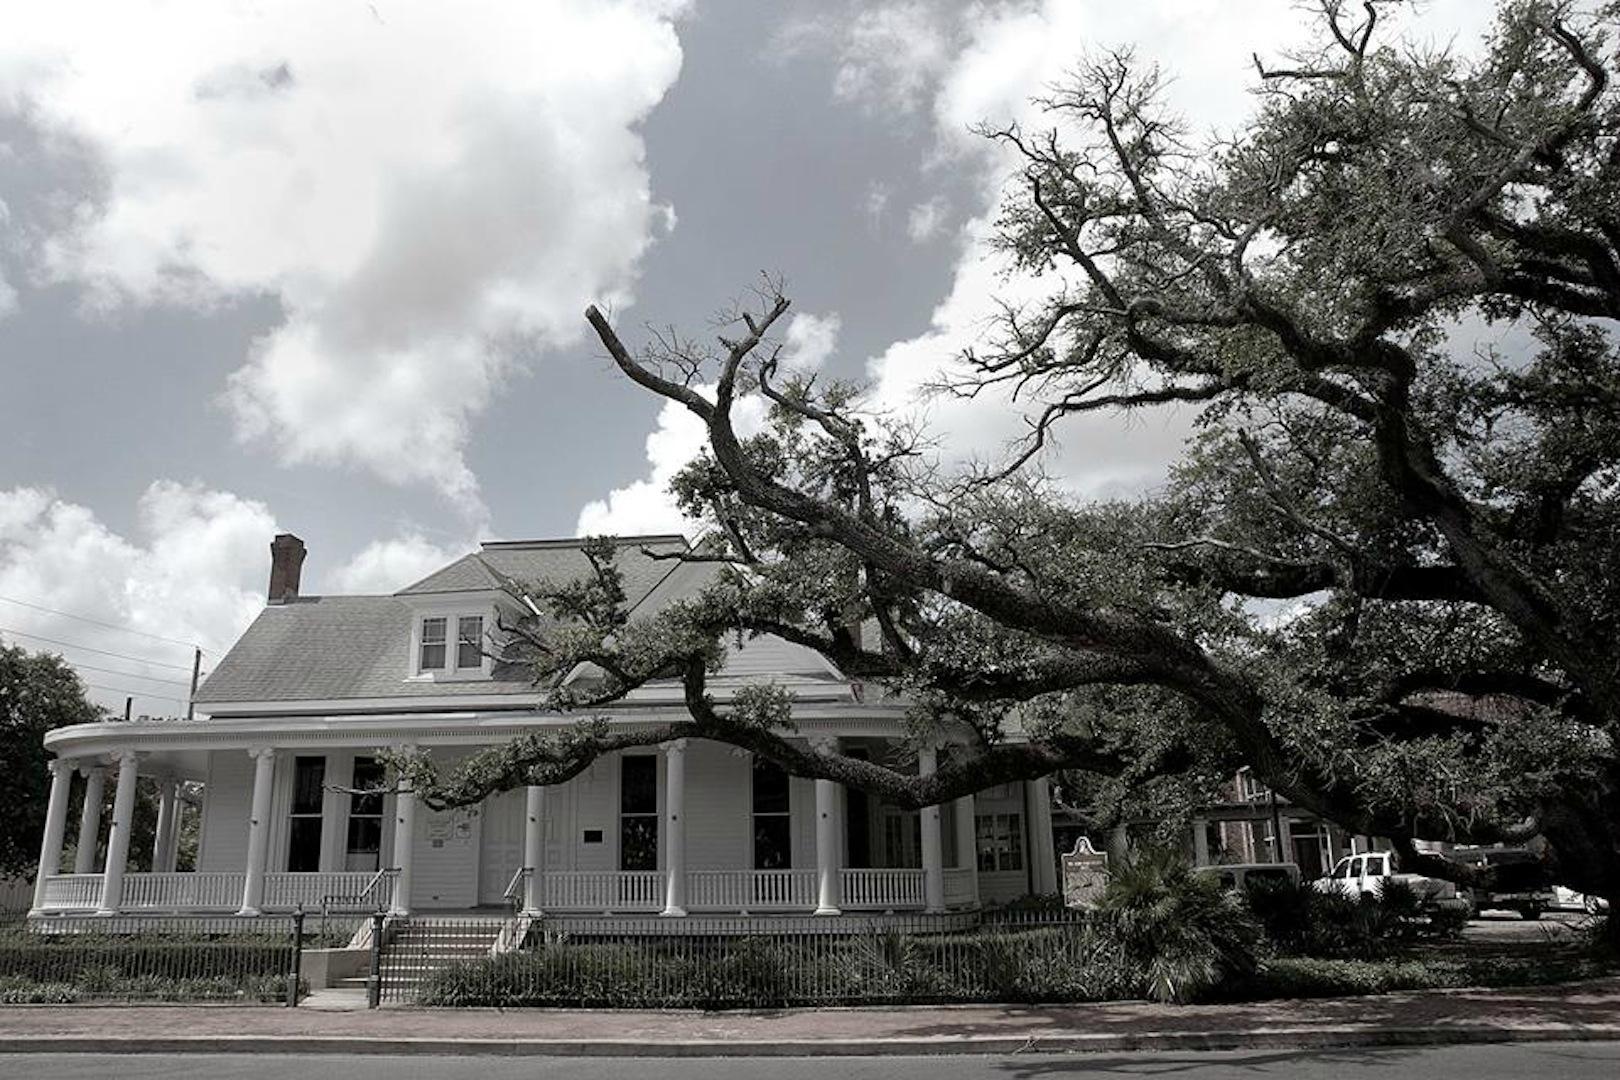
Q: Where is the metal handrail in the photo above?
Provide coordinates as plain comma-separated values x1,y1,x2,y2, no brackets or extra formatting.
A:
321,867,398,917
502,866,532,912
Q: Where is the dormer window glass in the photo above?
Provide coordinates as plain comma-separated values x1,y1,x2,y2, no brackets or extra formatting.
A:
457,616,484,669
419,617,447,670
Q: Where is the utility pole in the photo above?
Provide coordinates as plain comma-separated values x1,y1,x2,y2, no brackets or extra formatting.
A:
123,696,132,722
186,647,201,721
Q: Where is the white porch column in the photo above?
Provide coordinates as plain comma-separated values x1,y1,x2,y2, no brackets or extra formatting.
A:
162,797,184,873
390,778,418,917
237,748,276,915
522,784,545,915
30,760,73,914
1192,816,1211,867
662,739,687,917
1026,775,1058,895
1276,815,1294,865
953,790,979,906
96,751,139,915
73,765,106,875
918,745,945,913
814,781,842,915
152,779,178,873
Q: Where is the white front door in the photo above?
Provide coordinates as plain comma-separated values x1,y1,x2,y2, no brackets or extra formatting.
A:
478,789,526,905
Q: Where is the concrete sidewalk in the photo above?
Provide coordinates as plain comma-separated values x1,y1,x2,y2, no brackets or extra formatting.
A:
1,979,1619,1057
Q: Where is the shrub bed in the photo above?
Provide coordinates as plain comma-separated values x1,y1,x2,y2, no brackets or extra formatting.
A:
1230,951,1612,1000
418,922,1142,1009
0,931,295,1003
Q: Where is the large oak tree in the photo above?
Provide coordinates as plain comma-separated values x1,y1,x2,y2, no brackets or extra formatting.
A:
405,0,1620,908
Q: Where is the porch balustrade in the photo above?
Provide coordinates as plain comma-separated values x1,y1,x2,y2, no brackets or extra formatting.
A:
840,868,927,910
36,866,968,915
943,866,976,908
542,870,665,912
37,871,383,914
39,873,104,912
687,869,817,912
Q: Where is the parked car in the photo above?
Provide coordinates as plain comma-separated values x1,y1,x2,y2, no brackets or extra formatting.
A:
1552,886,1611,914
1456,847,1556,920
1314,851,1472,912
1195,862,1301,892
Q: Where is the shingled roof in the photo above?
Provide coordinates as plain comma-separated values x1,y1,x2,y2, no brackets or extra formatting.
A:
194,534,837,708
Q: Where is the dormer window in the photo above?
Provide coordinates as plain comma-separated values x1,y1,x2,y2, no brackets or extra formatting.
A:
419,617,448,670
456,616,484,669
414,612,489,677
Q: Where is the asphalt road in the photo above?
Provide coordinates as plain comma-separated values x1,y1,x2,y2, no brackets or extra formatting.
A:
1463,910,1586,942
5,1044,1620,1080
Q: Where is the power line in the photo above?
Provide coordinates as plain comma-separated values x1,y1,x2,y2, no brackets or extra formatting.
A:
0,625,198,671
64,661,192,688
0,594,210,652
80,682,189,708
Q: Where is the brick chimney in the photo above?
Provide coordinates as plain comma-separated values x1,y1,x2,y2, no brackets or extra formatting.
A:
268,534,306,603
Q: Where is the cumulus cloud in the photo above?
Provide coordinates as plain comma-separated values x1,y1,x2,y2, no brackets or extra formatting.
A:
327,532,473,595
0,1,688,522
906,197,947,242
798,0,1499,494
777,1,960,117
577,310,842,536
0,482,278,716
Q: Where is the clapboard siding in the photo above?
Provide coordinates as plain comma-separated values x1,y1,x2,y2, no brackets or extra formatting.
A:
685,740,750,870
196,750,251,872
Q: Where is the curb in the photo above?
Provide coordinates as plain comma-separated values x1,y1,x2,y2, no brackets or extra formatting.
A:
4,1024,1620,1057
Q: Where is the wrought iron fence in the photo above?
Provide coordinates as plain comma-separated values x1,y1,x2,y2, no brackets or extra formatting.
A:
0,913,326,1005
386,908,1140,1008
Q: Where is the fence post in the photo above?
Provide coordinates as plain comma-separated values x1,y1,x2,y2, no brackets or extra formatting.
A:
367,909,385,1009
287,906,305,1007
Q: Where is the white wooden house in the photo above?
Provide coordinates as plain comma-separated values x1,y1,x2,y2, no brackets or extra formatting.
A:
29,534,1060,923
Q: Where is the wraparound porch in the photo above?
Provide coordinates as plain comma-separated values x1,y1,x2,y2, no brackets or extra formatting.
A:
31,866,980,916
31,720,1061,922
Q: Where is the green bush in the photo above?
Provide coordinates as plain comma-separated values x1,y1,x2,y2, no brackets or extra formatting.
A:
419,922,1144,1009
1098,847,1265,1003
1232,952,1612,1000
1242,877,1465,960
0,933,294,1002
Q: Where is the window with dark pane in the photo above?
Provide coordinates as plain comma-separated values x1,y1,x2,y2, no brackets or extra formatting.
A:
619,755,658,871
286,755,325,872
346,756,385,872
419,617,447,670
456,615,483,669
752,757,792,870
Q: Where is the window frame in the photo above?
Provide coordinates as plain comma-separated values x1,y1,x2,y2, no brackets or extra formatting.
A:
286,755,326,873
750,756,793,870
409,603,496,680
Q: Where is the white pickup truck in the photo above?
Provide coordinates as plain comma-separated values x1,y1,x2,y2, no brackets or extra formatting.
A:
1314,851,1471,912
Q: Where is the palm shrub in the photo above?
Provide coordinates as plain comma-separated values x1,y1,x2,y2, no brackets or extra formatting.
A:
1098,847,1264,1003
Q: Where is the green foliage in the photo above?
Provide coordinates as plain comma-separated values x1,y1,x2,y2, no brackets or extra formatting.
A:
0,932,293,1002
1242,877,1465,960
417,922,1140,1008
0,642,102,878
1231,952,1613,1001
1097,848,1265,1003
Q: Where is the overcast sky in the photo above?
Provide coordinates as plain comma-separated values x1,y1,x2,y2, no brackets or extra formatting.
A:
0,0,1498,714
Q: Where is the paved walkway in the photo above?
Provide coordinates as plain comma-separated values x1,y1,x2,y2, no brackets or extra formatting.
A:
1,979,1619,1057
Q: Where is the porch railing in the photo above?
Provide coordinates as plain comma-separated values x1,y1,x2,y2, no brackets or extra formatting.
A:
840,868,926,910
38,867,961,915
543,871,664,912
943,866,977,908
123,872,243,911
687,869,817,911
39,873,103,911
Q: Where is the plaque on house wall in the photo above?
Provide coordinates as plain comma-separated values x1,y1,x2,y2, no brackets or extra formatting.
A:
1061,836,1109,909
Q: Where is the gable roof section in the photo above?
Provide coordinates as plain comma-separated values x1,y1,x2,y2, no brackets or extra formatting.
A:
197,534,844,708
194,596,545,704
396,534,688,605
